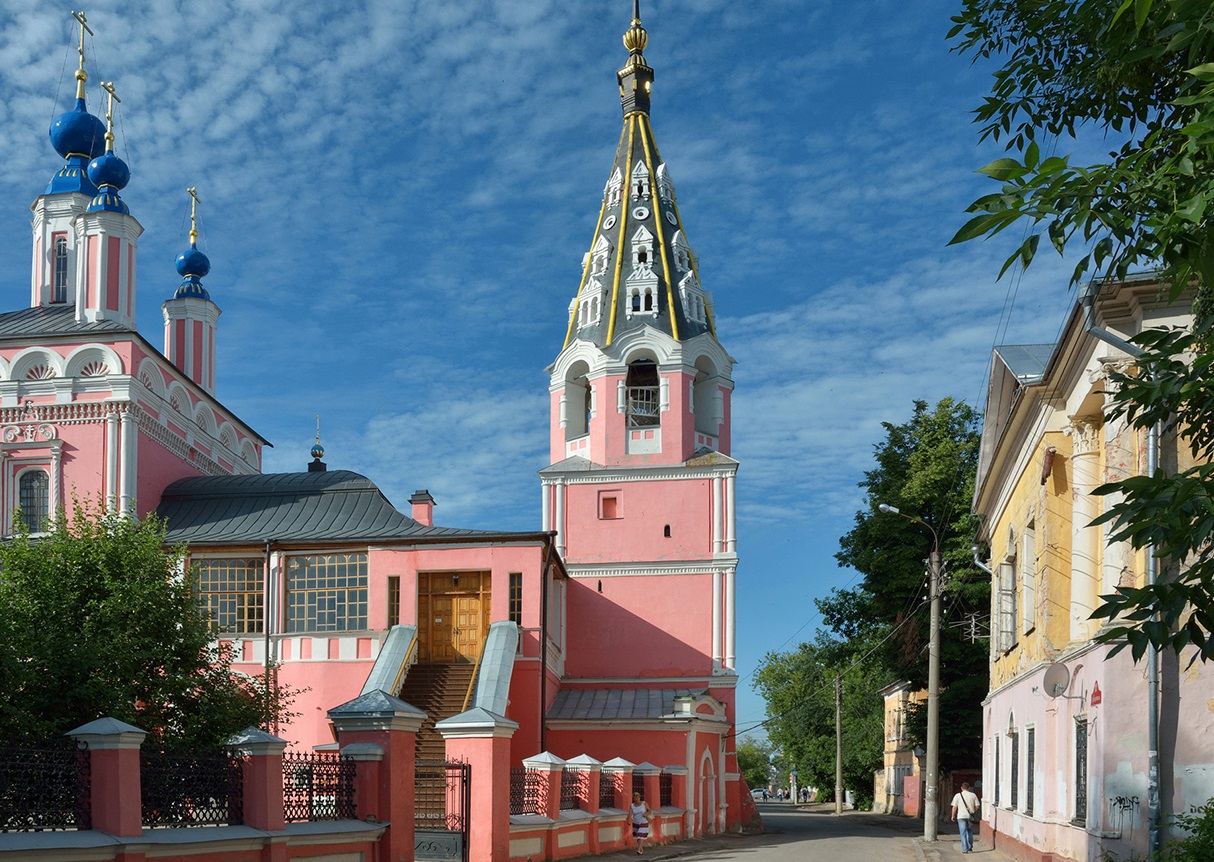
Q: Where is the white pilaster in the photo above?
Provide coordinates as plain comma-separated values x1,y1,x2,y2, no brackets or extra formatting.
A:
118,407,136,516
711,476,723,553
724,566,736,670
1067,417,1101,642
711,569,722,668
725,474,737,553
105,410,118,510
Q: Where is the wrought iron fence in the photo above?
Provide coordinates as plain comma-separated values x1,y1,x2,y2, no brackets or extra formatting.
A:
415,760,470,832
632,773,644,799
283,750,355,822
415,760,471,862
659,772,672,807
559,769,583,811
0,737,90,832
142,744,243,828
509,766,542,815
599,772,616,810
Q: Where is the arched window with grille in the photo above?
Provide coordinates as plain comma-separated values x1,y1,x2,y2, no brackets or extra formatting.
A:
18,470,50,533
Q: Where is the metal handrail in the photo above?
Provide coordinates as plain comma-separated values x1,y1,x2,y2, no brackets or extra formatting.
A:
461,636,486,713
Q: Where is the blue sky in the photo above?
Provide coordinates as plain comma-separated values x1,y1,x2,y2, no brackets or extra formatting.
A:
0,1,1081,734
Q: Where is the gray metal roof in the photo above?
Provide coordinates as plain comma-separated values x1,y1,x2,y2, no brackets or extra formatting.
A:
0,304,131,338
155,469,508,545
546,688,705,721
993,344,1054,384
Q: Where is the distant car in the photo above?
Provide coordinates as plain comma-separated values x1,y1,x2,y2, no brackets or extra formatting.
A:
751,789,769,801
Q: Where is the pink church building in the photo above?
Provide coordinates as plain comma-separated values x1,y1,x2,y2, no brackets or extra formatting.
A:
7,5,747,846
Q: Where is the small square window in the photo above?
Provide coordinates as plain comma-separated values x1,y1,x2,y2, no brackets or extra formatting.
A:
599,492,621,520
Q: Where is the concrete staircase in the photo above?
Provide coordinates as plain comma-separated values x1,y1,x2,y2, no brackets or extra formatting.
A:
399,662,478,762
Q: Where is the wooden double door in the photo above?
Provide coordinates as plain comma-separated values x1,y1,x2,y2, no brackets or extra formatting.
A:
418,572,491,663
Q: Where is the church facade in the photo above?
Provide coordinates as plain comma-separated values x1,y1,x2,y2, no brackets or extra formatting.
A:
9,6,746,840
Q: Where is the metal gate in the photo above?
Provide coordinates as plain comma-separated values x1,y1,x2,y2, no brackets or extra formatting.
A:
415,760,471,862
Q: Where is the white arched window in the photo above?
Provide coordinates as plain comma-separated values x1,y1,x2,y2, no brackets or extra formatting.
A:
18,470,50,533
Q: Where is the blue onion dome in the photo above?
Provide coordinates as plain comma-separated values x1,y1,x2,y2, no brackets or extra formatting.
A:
311,443,325,460
85,151,131,214
176,244,211,279
49,98,106,160
87,150,130,190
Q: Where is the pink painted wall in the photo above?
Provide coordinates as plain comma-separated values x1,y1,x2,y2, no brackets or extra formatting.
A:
564,574,711,677
105,236,120,311
562,478,713,563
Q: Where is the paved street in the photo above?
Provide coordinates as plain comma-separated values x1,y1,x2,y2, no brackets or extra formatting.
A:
592,802,1012,862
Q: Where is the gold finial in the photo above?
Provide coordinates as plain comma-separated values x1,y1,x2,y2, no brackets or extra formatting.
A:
187,187,201,246
315,415,322,446
99,81,119,152
622,0,648,64
70,11,93,100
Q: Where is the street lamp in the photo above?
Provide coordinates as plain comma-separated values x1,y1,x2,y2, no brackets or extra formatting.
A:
878,503,942,842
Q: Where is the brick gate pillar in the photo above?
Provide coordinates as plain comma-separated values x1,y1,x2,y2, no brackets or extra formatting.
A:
437,707,519,862
329,689,426,862
67,717,147,838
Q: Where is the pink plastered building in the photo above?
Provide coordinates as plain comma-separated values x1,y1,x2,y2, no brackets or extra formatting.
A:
8,6,748,851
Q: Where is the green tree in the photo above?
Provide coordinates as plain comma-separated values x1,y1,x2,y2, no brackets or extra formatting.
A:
736,735,773,792
832,398,988,769
0,501,294,745
754,634,887,809
948,0,1214,660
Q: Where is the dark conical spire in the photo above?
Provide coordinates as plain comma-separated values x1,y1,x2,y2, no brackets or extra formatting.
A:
617,0,653,117
561,4,718,351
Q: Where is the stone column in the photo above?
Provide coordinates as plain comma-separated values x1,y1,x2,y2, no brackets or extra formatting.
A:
635,761,662,839
437,708,519,862
328,690,425,862
225,727,287,833
67,717,146,838
566,754,603,854
1066,416,1102,642
523,751,566,821
602,757,634,810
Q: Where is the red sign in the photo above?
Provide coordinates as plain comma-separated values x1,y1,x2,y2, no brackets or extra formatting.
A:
1091,682,1102,706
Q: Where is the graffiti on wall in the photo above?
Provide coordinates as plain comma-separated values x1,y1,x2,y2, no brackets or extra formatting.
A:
1108,793,1141,839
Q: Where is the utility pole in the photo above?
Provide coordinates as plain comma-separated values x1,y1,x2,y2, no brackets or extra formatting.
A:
924,547,942,841
878,503,942,842
835,674,843,815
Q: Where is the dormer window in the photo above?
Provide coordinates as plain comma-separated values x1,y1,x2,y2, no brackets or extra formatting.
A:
591,235,613,277
52,234,68,303
656,163,676,205
605,167,624,207
578,280,604,328
671,231,692,272
631,161,651,199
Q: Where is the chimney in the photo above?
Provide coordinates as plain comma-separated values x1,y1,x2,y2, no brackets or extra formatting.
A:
409,489,436,526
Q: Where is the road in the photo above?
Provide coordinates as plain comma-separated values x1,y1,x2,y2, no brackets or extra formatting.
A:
595,802,936,862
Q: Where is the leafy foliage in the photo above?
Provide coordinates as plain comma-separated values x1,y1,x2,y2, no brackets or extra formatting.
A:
833,398,989,768
755,399,988,802
735,736,774,792
754,635,886,808
0,501,294,745
1165,802,1214,861
950,0,1214,659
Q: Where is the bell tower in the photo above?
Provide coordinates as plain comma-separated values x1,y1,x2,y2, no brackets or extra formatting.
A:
541,1,739,685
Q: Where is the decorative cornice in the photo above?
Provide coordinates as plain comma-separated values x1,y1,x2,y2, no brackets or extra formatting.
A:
1064,416,1102,455
542,464,736,484
566,561,735,578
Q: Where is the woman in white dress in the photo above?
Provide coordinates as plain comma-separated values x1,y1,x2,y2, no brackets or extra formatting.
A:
630,790,653,854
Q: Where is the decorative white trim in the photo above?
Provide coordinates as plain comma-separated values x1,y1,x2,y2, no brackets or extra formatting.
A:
566,562,735,579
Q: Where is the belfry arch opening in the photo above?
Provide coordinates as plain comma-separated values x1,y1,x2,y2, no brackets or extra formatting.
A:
693,356,719,436
565,361,592,440
625,357,660,428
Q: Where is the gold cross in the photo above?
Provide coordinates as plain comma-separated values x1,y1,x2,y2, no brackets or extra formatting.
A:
187,187,201,244
100,81,119,151
70,11,93,99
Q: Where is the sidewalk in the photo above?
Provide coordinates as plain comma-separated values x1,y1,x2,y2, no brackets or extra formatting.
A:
910,826,1011,862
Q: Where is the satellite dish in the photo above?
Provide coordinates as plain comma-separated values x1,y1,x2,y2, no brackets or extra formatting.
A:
1043,663,1071,698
